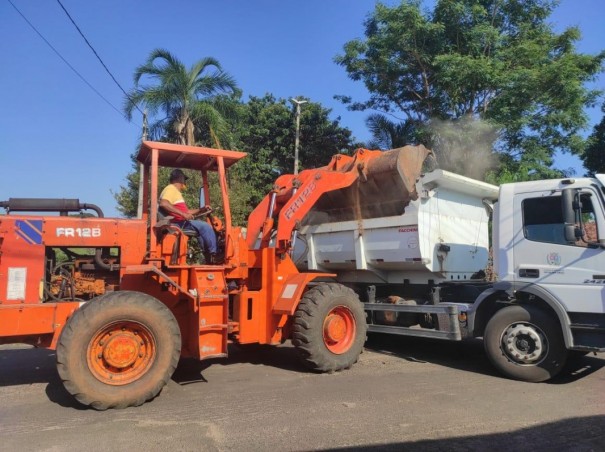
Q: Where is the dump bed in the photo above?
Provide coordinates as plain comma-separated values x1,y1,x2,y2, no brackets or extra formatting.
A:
293,169,499,284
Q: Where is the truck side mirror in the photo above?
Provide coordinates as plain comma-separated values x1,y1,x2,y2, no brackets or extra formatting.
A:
562,188,578,243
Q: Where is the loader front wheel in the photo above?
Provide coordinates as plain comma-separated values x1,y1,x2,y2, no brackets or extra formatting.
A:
56,291,181,410
292,283,367,372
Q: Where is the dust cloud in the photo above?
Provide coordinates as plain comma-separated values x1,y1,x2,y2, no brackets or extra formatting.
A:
427,115,499,180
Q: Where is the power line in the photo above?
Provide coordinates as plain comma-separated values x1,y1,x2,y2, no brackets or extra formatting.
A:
55,0,144,117
6,0,138,126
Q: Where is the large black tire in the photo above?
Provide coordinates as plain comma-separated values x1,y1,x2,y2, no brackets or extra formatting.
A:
56,291,181,410
484,304,568,382
292,283,367,372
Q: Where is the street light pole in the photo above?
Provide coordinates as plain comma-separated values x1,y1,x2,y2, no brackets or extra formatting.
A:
291,98,307,175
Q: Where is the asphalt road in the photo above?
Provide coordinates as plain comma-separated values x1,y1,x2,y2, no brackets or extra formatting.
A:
1,336,604,451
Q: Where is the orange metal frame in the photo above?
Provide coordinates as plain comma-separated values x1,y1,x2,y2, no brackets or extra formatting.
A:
247,148,405,253
2,141,433,367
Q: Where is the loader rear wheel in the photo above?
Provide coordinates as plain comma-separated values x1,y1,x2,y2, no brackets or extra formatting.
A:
292,283,367,372
56,291,181,410
484,304,567,382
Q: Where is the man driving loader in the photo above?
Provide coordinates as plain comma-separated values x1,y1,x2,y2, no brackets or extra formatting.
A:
159,169,218,264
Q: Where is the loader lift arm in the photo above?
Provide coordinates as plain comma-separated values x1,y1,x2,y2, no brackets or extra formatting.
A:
246,145,433,253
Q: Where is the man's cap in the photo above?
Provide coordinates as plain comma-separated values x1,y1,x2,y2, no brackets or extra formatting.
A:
170,169,189,183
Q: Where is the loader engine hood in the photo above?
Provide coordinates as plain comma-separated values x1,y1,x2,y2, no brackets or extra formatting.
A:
302,145,434,225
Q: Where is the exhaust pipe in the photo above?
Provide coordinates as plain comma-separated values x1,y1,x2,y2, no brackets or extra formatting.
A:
0,198,104,217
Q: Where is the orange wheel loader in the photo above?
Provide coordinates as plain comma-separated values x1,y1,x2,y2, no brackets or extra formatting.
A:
0,141,430,409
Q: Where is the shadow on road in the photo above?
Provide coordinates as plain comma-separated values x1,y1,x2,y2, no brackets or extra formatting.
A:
0,346,85,408
365,333,498,376
551,352,605,384
0,343,309,407
327,415,605,451
172,342,308,385
2,333,602,408
0,346,58,387
364,333,605,383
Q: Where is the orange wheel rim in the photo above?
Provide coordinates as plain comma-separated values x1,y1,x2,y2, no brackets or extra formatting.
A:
87,321,156,385
323,306,356,354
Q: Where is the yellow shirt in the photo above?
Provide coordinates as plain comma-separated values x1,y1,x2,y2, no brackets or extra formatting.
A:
159,184,188,221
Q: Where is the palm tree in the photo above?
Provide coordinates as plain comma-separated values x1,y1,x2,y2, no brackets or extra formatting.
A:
124,49,238,146
365,113,418,150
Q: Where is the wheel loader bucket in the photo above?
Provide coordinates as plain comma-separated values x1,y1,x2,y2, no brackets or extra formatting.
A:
303,145,434,225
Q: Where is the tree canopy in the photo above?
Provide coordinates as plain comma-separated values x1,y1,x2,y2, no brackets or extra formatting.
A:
236,94,359,204
582,103,605,175
124,48,238,146
335,0,604,180
117,50,358,222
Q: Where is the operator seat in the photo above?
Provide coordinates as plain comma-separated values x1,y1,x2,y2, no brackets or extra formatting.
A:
156,208,198,237
154,208,198,265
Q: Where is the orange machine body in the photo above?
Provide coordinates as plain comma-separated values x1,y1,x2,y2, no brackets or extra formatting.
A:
0,141,428,362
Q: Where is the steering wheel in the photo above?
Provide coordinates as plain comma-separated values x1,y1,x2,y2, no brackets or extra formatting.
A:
193,206,212,219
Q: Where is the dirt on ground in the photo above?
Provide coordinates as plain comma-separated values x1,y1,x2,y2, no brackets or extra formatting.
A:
0,336,604,451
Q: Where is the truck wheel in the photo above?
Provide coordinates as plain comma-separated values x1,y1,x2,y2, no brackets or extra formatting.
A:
292,283,367,372
484,304,567,382
56,291,181,410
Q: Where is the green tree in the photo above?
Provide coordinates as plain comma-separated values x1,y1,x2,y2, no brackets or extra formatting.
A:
236,94,359,205
335,0,604,180
581,103,605,175
117,50,251,221
124,48,238,146
116,93,356,221
365,114,418,149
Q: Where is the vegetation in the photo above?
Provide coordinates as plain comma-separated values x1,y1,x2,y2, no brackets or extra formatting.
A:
124,48,238,147
236,94,359,205
117,52,357,223
335,0,604,181
117,2,605,219
582,102,605,175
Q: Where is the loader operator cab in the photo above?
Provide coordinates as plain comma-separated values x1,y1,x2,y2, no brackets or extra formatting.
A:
136,141,247,267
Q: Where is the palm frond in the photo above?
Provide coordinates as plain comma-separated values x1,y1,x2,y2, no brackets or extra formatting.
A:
193,72,237,98
366,114,417,149
189,57,222,80
190,102,233,147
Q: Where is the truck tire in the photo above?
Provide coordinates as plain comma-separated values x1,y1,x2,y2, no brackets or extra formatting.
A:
56,291,181,410
292,283,367,372
484,304,567,382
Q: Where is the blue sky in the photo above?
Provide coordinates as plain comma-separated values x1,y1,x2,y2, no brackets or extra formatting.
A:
1,0,604,217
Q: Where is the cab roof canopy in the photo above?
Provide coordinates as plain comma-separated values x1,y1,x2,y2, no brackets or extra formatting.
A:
137,141,247,172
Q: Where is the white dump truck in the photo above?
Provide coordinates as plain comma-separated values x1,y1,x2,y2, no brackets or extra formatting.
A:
294,160,605,382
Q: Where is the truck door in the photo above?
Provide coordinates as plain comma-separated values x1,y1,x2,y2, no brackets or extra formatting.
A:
513,187,605,314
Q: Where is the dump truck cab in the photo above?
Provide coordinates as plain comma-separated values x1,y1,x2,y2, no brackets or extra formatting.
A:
488,176,605,353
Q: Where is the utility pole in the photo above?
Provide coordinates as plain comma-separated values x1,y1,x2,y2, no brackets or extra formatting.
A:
290,98,307,175
137,110,148,219
142,109,148,141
